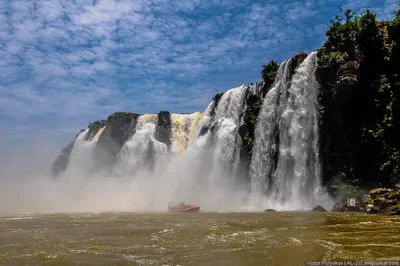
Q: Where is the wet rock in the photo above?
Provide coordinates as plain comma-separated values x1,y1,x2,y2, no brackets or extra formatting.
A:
369,188,392,198
156,111,172,148
264,209,276,213
338,61,360,81
210,92,224,116
289,52,308,77
387,191,400,200
331,201,364,213
238,88,264,177
97,112,140,168
311,205,328,212
364,186,400,215
198,124,210,137
366,204,374,213
369,206,380,214
374,197,387,206
51,140,75,177
85,120,106,141
380,204,400,216
361,194,372,204
380,199,398,209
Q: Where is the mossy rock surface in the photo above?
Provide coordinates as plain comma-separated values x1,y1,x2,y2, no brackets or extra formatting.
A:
317,9,400,189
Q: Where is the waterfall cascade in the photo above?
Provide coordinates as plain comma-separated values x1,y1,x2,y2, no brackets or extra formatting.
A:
55,52,329,211
249,52,322,209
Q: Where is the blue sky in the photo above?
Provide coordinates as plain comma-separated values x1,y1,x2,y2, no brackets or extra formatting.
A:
0,0,397,155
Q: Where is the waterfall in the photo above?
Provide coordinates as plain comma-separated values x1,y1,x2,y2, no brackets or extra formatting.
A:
170,112,204,154
249,52,322,210
249,59,292,197
116,115,167,176
208,86,248,174
54,52,328,212
58,128,107,205
65,128,104,177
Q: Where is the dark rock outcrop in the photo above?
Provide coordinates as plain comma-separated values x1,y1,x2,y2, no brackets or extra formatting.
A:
331,201,364,213
289,52,308,77
317,12,400,191
85,120,106,141
363,186,400,215
96,112,140,169
156,111,172,149
51,129,87,177
238,83,266,179
197,92,224,138
51,140,75,177
311,205,328,212
210,92,224,116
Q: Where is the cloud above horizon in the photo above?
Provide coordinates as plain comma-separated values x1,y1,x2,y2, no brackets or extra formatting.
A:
0,0,396,152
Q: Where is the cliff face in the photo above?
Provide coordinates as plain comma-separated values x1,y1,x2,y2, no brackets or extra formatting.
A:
95,112,140,170
317,12,400,190
51,82,278,179
52,11,400,196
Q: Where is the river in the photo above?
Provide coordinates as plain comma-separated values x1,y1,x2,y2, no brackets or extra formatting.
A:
1,212,399,265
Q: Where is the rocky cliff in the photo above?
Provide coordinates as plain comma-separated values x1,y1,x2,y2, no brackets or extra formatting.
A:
316,10,400,193
52,9,400,206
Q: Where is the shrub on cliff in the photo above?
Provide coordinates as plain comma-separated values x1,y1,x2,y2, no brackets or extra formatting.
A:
107,112,140,123
88,120,106,131
317,7,400,190
261,60,279,85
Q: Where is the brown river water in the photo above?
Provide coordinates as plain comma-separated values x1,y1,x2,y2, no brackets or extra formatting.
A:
1,212,399,265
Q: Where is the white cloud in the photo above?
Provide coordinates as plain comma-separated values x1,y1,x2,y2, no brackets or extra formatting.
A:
0,0,395,154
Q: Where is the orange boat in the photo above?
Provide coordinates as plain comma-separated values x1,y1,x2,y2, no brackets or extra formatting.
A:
168,202,200,213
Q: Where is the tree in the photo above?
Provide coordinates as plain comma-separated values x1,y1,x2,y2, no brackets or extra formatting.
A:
261,60,279,82
344,9,356,23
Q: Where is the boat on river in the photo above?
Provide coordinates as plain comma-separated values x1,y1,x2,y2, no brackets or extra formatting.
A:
168,202,200,213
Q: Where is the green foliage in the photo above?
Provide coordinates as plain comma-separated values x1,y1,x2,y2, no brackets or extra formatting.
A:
330,184,361,198
337,74,358,85
318,6,400,190
107,112,139,122
324,8,380,46
359,10,377,38
261,60,279,82
88,120,106,131
359,10,377,26
318,51,343,68
380,149,400,184
326,8,360,41
344,9,356,23
389,16,400,42
244,136,254,146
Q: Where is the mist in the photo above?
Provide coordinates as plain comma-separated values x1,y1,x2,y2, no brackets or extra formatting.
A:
0,130,255,214
0,65,336,214
0,125,334,214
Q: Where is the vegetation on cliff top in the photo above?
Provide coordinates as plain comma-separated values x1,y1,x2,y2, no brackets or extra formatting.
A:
88,120,106,131
317,7,400,193
261,60,279,86
107,112,140,123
